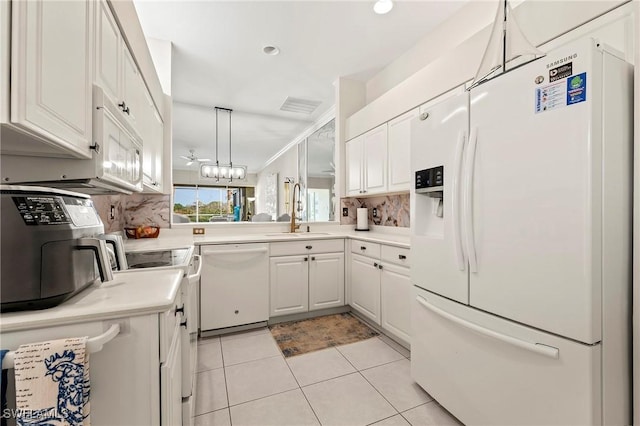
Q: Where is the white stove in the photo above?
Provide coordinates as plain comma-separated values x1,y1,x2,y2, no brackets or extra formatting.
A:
120,245,200,426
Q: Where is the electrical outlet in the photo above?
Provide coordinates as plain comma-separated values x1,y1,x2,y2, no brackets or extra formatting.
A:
193,228,205,235
342,207,349,217
373,208,378,218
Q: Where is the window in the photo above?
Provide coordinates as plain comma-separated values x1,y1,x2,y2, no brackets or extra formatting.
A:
173,185,254,223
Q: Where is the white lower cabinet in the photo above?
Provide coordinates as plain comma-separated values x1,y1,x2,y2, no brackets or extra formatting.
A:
380,263,411,343
269,239,345,318
349,240,411,343
0,287,188,425
350,253,381,324
309,252,345,311
161,321,183,426
270,255,309,316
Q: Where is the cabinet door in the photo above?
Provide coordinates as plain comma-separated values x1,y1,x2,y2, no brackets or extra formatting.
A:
11,0,94,158
363,124,388,194
152,107,164,191
309,252,345,311
388,109,418,192
270,255,309,317
350,253,381,325
346,135,364,196
122,47,140,126
95,0,120,102
381,263,411,343
160,326,183,426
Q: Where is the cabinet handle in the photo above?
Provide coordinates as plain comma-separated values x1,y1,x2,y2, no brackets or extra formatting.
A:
378,264,383,270
374,262,378,267
399,254,407,260
180,320,188,329
304,257,308,261
360,246,366,250
118,101,131,115
311,256,315,261
305,245,312,249
234,310,239,314
174,305,184,316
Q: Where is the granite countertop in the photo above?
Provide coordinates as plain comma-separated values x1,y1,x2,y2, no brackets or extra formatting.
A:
0,269,184,332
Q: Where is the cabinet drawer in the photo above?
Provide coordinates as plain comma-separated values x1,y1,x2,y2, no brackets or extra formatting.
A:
160,290,182,364
381,245,410,267
270,239,344,256
350,240,381,259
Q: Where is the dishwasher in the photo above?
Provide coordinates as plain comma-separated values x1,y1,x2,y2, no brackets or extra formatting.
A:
199,243,270,334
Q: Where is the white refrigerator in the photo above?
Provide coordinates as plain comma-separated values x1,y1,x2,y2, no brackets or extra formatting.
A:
410,37,632,425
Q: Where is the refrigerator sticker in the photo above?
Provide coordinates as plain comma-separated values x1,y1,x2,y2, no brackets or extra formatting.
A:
549,62,572,82
566,73,587,105
535,81,566,114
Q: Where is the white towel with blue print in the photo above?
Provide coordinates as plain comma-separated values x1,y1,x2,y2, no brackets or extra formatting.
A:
13,337,90,426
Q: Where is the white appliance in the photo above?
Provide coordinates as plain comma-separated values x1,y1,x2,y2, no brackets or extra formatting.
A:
0,86,143,194
119,246,201,426
410,38,632,425
200,243,270,334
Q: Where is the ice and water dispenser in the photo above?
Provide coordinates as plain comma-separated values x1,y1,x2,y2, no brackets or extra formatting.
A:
414,166,444,237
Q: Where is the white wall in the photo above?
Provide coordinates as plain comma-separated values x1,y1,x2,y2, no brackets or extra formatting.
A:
255,145,297,218
146,38,172,96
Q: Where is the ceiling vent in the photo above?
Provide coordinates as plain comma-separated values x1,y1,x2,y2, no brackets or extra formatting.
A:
280,97,321,114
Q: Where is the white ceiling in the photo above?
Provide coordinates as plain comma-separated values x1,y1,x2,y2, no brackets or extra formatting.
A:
133,0,468,173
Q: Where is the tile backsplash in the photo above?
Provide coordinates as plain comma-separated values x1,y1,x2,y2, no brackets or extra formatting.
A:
92,193,170,233
340,193,409,228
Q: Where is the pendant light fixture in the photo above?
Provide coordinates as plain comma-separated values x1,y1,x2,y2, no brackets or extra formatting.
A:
200,107,247,182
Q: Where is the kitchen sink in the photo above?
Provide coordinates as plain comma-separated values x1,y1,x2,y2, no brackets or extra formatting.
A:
264,232,331,237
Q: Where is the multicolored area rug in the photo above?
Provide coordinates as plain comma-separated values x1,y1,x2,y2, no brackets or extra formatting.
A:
269,313,379,357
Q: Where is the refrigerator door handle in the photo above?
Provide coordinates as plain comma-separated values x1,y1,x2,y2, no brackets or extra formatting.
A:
452,130,467,271
415,295,560,359
464,127,479,273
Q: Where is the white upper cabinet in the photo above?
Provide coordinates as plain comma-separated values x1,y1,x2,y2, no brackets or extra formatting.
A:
363,124,387,195
346,124,388,196
346,134,364,196
95,0,120,103
122,48,141,126
139,85,164,192
387,108,418,192
9,0,94,158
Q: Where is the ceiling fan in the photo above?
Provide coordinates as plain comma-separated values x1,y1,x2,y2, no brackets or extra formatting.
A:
180,149,211,166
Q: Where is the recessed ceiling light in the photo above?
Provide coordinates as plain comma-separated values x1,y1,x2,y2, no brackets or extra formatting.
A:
373,0,393,14
263,45,280,56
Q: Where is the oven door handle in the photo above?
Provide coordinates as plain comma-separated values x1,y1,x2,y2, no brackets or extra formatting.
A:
187,254,202,281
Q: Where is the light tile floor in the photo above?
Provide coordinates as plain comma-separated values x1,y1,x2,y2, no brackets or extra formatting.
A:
194,327,463,426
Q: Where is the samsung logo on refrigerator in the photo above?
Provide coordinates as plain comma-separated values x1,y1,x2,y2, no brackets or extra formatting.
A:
546,53,578,68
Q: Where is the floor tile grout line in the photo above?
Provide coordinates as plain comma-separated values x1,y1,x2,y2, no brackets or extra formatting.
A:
357,369,402,418
222,353,283,369
225,385,301,409
281,353,323,425
357,357,409,373
376,335,410,358
218,340,232,425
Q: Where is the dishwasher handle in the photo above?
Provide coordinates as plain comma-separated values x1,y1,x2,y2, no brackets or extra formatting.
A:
202,248,268,256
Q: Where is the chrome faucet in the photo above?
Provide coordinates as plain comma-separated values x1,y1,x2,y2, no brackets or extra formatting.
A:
290,183,301,233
